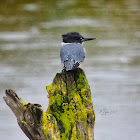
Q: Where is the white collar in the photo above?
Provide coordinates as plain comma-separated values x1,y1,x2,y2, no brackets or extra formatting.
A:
61,42,84,45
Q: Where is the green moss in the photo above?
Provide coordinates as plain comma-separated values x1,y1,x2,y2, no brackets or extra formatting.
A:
21,120,27,125
60,112,71,138
45,68,95,139
20,98,26,105
41,112,60,140
19,98,27,109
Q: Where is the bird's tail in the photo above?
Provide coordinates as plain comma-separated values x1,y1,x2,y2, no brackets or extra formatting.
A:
64,60,74,71
64,60,80,71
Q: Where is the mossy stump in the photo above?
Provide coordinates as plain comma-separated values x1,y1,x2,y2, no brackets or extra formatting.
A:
4,68,95,140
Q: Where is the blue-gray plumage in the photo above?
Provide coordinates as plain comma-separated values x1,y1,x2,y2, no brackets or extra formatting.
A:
60,43,85,71
60,32,96,71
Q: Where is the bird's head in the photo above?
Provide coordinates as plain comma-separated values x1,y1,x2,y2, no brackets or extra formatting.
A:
62,32,96,44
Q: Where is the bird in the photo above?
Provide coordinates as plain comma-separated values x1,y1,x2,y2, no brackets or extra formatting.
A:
60,32,96,71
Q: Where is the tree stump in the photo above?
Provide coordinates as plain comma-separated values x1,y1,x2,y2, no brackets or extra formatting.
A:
4,68,95,140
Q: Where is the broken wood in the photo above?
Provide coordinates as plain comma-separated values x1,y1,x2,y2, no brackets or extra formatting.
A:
4,68,95,140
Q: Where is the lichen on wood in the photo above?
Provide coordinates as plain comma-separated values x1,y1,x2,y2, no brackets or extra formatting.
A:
4,68,95,140
46,68,95,140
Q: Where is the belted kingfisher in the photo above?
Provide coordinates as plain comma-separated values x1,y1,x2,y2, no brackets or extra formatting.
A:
60,32,96,71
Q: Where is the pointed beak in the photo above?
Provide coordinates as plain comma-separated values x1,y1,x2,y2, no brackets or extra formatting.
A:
83,37,96,42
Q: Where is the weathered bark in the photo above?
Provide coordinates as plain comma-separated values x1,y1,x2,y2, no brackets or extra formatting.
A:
4,68,95,140
3,89,59,140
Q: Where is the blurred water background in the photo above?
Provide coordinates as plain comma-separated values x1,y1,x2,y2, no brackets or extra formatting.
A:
0,0,140,140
